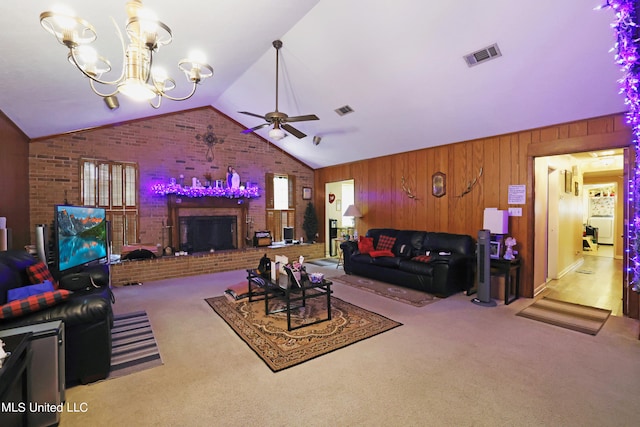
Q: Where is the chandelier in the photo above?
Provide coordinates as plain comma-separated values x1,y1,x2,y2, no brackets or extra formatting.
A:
40,0,213,109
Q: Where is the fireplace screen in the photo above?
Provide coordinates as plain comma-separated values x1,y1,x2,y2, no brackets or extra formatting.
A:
179,216,237,253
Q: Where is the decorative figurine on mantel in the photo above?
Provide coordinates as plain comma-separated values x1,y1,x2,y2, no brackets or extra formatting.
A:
504,237,517,260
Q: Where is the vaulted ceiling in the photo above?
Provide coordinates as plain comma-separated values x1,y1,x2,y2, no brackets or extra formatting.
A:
0,1,626,168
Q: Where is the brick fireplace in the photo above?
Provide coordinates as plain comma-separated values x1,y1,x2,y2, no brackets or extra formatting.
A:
167,194,248,252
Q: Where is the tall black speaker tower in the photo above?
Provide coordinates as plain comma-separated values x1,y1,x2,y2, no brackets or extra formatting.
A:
472,229,496,306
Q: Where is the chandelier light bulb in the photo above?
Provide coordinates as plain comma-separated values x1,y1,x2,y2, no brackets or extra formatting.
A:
51,5,77,30
118,78,156,101
188,50,207,65
75,45,98,66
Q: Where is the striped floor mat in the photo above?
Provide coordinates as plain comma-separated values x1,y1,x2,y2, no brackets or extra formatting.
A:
109,311,163,379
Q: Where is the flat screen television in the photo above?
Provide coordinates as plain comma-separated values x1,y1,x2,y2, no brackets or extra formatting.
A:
55,205,108,273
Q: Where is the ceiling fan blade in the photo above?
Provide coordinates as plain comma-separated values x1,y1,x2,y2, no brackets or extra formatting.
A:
282,123,307,139
242,123,270,134
284,114,319,123
238,111,266,120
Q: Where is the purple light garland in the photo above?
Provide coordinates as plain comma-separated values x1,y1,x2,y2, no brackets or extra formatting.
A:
152,183,260,199
601,0,640,292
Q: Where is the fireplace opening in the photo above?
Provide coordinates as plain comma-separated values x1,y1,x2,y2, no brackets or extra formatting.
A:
179,215,237,253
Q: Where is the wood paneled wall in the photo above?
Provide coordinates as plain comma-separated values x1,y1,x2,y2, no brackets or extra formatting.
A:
0,111,30,249
314,113,633,300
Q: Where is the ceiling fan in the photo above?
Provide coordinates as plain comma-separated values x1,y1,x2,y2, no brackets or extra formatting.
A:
239,40,319,140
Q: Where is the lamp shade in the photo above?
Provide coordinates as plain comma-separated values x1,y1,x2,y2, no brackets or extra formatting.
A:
483,208,508,234
343,204,362,217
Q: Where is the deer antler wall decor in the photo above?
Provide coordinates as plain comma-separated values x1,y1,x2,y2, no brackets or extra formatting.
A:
401,176,418,200
457,167,483,198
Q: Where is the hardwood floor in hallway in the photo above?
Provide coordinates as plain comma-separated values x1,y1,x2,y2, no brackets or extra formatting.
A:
543,245,623,316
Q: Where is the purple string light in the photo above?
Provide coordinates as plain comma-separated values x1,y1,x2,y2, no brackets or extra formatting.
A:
152,183,260,199
600,0,640,291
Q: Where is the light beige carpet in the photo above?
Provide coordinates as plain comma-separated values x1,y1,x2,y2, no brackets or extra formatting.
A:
206,295,401,372
333,274,439,307
517,297,611,335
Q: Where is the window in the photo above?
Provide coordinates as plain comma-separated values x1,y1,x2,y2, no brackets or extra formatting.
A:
265,173,296,242
273,175,289,210
81,159,139,253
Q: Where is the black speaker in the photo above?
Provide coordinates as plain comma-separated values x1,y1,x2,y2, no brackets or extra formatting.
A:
472,229,496,306
283,227,294,244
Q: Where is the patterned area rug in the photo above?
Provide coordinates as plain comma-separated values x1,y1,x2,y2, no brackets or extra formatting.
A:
333,275,439,307
517,297,611,335
109,311,163,379
205,295,401,372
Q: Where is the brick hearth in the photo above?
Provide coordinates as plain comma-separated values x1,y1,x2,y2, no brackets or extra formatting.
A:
110,242,325,286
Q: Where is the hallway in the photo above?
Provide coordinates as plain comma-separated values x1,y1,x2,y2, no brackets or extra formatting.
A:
543,245,623,316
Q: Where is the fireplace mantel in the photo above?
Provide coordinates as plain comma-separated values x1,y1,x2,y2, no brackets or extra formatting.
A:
167,194,248,250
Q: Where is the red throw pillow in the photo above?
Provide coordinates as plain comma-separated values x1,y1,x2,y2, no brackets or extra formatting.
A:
27,261,58,289
369,250,395,258
376,235,396,251
0,289,71,320
412,255,432,263
358,237,374,254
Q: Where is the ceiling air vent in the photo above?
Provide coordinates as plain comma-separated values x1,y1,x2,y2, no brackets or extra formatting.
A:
464,43,502,67
335,105,354,116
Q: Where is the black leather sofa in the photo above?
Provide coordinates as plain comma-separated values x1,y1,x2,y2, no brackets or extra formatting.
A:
0,250,113,386
341,228,475,297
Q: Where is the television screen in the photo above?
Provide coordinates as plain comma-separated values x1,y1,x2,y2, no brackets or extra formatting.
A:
55,205,108,273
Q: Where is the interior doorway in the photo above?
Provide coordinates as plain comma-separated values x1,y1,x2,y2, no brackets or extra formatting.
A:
535,150,625,315
325,179,354,257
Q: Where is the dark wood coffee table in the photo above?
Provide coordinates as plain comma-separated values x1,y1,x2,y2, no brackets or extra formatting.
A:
246,269,332,331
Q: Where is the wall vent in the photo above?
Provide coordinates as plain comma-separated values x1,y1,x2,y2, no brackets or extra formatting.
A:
464,43,502,67
335,105,354,116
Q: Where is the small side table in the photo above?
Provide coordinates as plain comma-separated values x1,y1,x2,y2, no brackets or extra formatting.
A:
490,257,521,305
334,238,344,268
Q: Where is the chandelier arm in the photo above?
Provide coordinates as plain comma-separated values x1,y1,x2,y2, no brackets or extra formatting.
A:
65,15,130,88
149,96,162,109
68,48,122,86
158,83,198,102
146,49,155,85
88,79,119,98
110,16,129,84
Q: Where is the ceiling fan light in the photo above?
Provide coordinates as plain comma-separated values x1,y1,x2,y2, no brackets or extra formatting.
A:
269,128,286,140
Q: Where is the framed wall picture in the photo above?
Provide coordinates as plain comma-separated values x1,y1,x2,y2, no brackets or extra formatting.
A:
489,241,501,259
432,172,446,198
564,170,573,193
302,187,312,200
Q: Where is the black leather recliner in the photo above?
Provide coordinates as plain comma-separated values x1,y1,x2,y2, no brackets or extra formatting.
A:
0,250,113,386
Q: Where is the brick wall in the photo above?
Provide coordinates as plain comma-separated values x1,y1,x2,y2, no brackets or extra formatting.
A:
110,242,325,286
28,106,315,253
